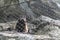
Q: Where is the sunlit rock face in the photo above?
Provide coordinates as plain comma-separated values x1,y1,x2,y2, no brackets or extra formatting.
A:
19,0,25,3
0,0,60,23
41,0,60,18
30,0,60,20
42,0,58,9
0,0,4,7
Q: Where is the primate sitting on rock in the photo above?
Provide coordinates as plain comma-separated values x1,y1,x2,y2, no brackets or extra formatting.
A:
15,17,28,33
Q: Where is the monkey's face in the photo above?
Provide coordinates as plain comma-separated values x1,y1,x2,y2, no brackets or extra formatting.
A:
21,18,26,22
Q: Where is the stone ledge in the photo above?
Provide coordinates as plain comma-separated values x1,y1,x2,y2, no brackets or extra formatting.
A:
0,31,51,40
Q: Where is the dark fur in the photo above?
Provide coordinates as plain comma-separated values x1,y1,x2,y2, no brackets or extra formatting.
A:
15,19,26,32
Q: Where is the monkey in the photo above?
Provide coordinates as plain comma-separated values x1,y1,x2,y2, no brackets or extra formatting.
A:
15,17,28,33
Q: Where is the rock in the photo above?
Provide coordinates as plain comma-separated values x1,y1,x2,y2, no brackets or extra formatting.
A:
0,31,51,40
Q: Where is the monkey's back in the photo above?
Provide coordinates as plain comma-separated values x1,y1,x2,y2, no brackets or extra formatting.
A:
16,19,26,32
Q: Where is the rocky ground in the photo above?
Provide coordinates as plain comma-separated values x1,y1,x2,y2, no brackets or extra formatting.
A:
0,0,60,40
